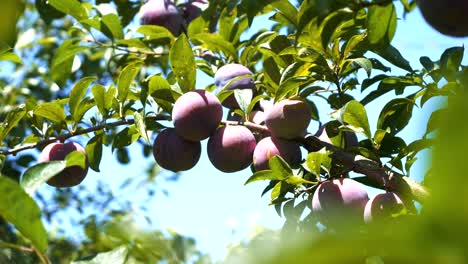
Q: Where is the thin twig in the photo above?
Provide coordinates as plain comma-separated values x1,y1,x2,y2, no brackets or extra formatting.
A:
0,240,34,252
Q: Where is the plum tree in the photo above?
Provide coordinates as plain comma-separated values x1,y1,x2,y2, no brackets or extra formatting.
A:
139,0,183,36
214,63,256,109
207,125,256,173
364,192,405,223
181,0,208,25
253,137,302,171
153,128,201,172
265,99,311,139
172,89,223,142
227,110,265,126
312,178,369,226
38,142,88,188
418,0,468,37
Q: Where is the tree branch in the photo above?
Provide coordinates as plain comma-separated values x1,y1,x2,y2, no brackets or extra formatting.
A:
298,134,430,203
0,114,430,204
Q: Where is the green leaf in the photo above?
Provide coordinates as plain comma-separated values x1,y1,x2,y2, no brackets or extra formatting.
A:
134,111,149,144
170,34,196,92
72,246,128,264
339,100,371,139
112,125,140,149
34,100,67,123
50,40,87,85
20,161,67,195
117,62,142,102
285,176,313,186
234,89,253,114
137,25,174,43
101,13,124,40
86,135,103,172
269,156,293,178
92,84,106,116
373,44,412,72
0,50,21,64
305,149,331,177
377,98,414,135
367,2,396,48
69,77,96,122
245,170,285,185
48,0,87,20
0,105,26,143
439,46,464,81
426,108,446,135
0,176,47,252
191,33,237,59
147,75,177,103
345,58,372,77
271,181,287,201
66,151,87,169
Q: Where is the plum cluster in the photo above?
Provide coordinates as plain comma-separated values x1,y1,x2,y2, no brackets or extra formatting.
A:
139,0,208,36
312,178,406,227
152,63,313,174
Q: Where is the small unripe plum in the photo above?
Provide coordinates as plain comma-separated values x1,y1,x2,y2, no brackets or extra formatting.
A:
214,64,256,109
364,192,405,223
38,142,88,188
207,125,256,173
153,128,201,172
418,0,468,37
172,90,223,141
265,99,311,139
312,178,369,226
253,137,302,171
139,0,183,36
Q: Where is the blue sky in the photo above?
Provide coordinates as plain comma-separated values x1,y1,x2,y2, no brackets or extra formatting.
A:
20,1,468,261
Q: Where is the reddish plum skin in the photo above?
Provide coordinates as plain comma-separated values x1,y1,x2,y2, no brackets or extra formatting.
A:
253,137,302,171
153,128,201,172
265,99,311,140
364,192,405,223
214,64,256,109
172,90,222,142
418,0,468,37
207,126,256,173
38,142,88,188
312,178,369,226
139,0,183,36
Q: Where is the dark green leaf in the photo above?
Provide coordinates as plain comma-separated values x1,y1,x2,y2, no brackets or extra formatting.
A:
373,44,412,72
0,176,47,252
86,135,103,172
377,98,414,135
